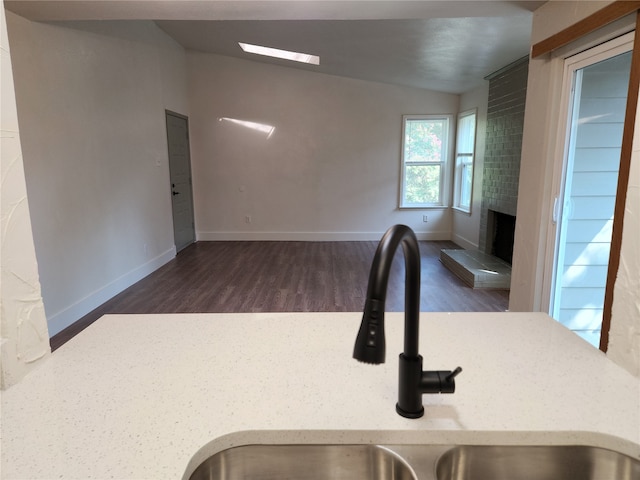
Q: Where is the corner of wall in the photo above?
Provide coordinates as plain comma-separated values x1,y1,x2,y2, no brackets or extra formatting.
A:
607,92,640,378
7,18,188,339
1,1,50,389
510,23,567,313
45,247,176,336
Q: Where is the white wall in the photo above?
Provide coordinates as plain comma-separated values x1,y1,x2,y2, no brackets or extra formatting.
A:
7,15,189,336
608,87,640,376
511,0,640,376
451,82,489,250
187,52,459,241
0,2,50,388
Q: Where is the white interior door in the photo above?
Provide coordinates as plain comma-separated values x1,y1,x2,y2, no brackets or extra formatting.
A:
550,35,633,347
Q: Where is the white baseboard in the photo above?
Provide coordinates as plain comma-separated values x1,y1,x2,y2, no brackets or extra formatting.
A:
451,233,479,251
196,231,451,241
47,247,176,337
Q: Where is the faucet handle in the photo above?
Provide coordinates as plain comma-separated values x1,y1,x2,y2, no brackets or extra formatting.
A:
439,366,462,393
420,366,463,394
445,366,463,383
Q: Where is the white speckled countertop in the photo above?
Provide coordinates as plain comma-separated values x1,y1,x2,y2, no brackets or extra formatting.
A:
1,312,639,479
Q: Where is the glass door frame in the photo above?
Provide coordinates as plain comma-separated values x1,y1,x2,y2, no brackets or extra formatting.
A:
542,32,635,346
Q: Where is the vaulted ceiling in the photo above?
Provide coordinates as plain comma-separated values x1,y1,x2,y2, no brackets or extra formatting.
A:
5,1,546,94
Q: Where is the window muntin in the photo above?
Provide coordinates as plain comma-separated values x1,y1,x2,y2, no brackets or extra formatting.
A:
453,110,477,213
400,115,451,208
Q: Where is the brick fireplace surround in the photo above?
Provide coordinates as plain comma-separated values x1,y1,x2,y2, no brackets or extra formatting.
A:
441,57,528,289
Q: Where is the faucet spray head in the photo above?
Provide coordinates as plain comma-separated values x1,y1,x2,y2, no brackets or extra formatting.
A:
353,299,386,364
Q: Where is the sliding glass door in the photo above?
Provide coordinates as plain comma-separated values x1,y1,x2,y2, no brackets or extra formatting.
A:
550,34,633,347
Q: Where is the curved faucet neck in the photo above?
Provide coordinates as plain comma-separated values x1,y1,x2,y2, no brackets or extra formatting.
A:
366,224,421,358
355,224,462,418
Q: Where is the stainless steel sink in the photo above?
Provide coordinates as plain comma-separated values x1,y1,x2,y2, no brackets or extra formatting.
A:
435,445,640,480
188,444,418,480
186,444,640,480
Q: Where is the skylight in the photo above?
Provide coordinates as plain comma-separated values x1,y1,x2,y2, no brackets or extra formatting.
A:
239,42,320,65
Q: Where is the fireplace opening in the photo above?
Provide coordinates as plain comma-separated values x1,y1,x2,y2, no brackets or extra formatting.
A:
488,210,516,265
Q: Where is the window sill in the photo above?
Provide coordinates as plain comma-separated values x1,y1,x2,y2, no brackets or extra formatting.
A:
452,206,472,215
399,205,449,210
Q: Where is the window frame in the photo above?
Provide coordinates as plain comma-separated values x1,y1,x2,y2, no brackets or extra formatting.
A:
453,109,478,214
399,114,453,209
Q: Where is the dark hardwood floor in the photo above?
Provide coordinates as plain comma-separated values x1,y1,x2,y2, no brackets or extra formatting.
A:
50,240,509,351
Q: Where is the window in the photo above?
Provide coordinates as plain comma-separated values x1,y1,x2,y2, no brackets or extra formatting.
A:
453,110,477,212
400,115,452,208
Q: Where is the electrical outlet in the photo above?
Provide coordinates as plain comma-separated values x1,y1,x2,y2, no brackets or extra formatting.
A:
422,215,428,223
245,215,251,224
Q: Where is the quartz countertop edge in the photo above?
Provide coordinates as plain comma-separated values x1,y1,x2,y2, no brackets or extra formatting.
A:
1,312,639,480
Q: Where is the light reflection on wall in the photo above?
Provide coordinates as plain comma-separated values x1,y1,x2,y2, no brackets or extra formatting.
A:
218,117,276,139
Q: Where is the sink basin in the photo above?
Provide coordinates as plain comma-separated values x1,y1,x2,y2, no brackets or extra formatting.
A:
436,445,640,480
188,444,417,480
186,443,640,480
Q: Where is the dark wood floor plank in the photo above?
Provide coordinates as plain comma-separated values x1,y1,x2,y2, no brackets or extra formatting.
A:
50,240,509,351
